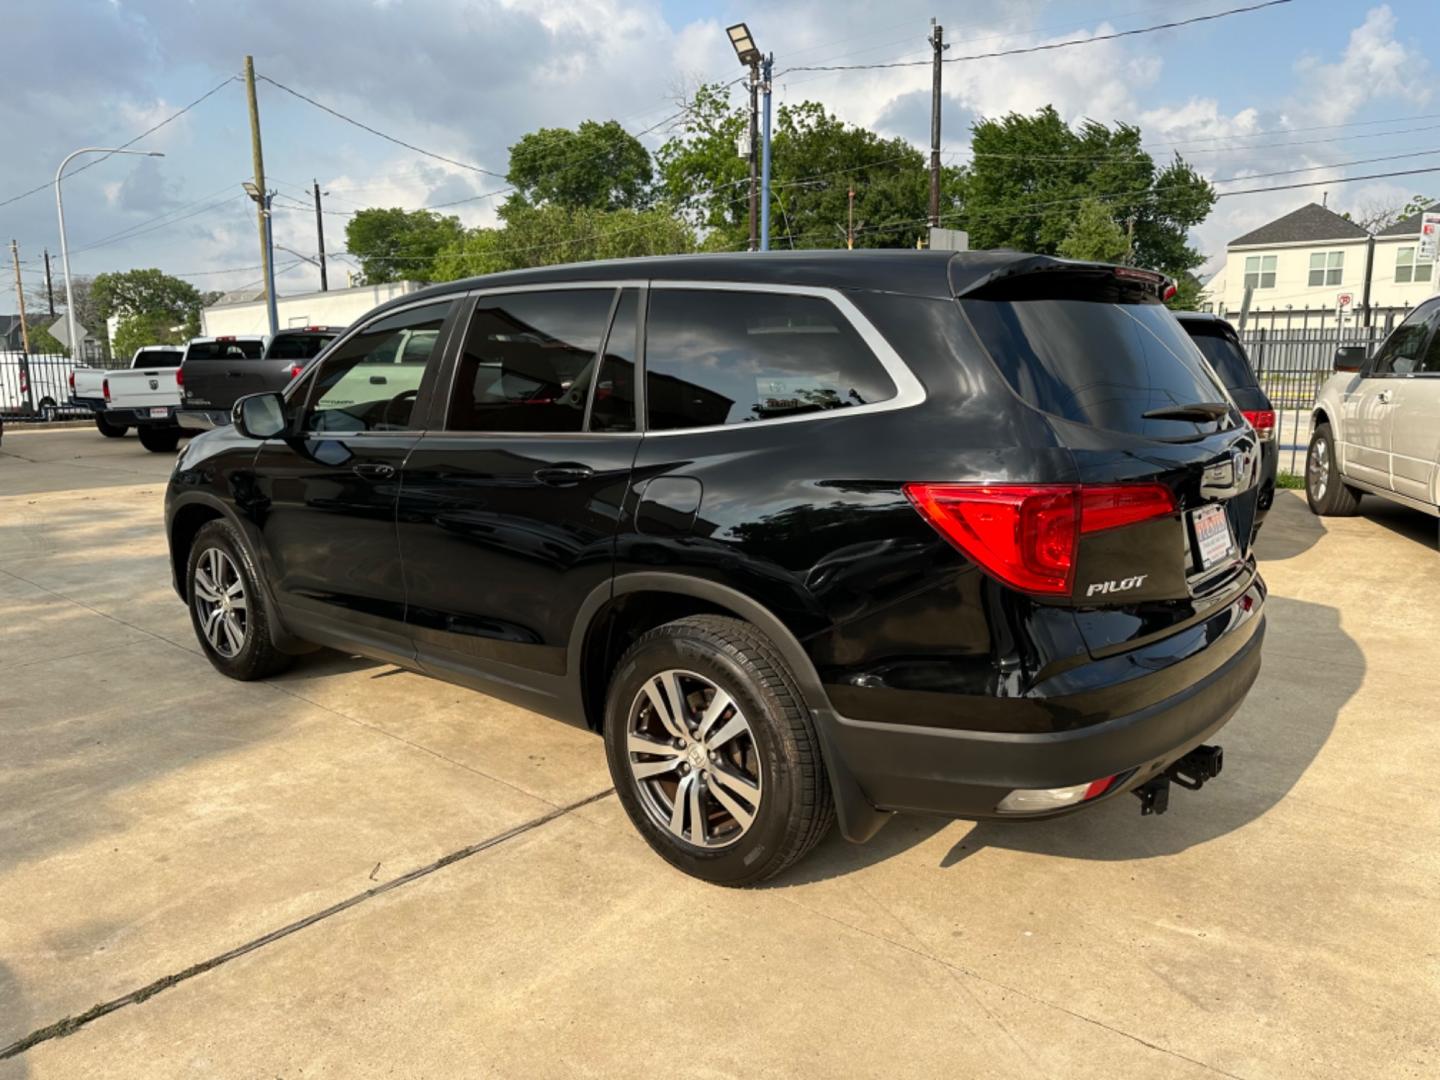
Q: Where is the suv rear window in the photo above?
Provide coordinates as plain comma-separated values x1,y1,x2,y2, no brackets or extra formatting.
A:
1181,324,1258,390
961,298,1228,438
266,333,337,361
645,289,897,430
185,340,264,362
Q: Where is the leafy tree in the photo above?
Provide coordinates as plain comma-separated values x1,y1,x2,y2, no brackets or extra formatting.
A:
961,106,1214,280
1166,272,1204,312
24,319,66,354
112,311,188,360
1057,198,1130,263
508,120,653,211
92,268,203,328
344,208,466,284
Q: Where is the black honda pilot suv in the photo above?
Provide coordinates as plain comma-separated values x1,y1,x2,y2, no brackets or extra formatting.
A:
166,251,1266,885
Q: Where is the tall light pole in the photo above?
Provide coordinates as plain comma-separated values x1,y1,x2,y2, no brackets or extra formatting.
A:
243,181,279,337
55,147,164,362
760,53,773,252
726,23,763,252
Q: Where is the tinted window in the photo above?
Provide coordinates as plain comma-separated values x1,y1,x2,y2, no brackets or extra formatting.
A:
304,302,450,432
1181,325,1258,390
590,290,637,433
184,340,264,362
644,289,896,430
267,333,337,361
961,298,1229,438
448,289,614,433
1372,301,1440,376
133,349,182,368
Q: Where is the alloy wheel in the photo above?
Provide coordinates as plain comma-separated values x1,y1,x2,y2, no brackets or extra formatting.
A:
1308,437,1329,501
193,547,247,658
626,669,763,850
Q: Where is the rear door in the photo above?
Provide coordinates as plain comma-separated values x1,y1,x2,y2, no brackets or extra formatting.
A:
1382,299,1440,504
398,285,640,692
958,274,1262,656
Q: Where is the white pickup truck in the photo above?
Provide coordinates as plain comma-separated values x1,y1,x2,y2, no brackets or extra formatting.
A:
1307,294,1440,519
71,345,183,438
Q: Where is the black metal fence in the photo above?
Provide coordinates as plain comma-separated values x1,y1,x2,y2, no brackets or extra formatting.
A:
0,350,128,421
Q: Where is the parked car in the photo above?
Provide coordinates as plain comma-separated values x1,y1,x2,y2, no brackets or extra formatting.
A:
178,328,339,431
165,251,1265,885
1307,296,1440,519
72,345,184,437
1175,312,1277,535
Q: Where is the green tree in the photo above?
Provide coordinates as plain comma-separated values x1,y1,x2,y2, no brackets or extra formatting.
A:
961,106,1214,280
91,268,203,334
1057,198,1130,263
508,120,653,211
24,318,66,354
344,208,466,284
112,310,187,360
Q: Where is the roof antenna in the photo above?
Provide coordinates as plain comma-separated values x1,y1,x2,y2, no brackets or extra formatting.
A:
1322,190,1328,207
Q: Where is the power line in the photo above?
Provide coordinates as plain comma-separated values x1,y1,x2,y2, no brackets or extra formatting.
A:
255,74,507,179
778,0,1292,74
0,76,239,210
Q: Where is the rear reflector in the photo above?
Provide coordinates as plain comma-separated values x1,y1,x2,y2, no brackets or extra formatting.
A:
1242,409,1275,441
996,774,1118,814
903,483,1175,596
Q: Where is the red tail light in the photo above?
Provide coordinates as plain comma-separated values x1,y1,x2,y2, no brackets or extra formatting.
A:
1242,409,1275,441
102,378,110,402
176,367,184,386
68,371,75,390
903,483,1176,596
289,364,305,379
20,370,28,394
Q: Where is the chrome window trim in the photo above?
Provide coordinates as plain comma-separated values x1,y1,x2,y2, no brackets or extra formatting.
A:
638,280,927,437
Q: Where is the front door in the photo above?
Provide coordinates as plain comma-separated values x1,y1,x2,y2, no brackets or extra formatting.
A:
399,286,641,702
1348,301,1440,493
1385,300,1440,504
251,299,457,664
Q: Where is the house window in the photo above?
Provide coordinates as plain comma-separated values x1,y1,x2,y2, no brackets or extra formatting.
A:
1243,255,1276,290
1395,246,1434,284
1308,250,1344,287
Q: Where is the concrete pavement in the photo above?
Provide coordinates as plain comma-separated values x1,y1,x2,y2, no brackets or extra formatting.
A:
2,426,1437,1078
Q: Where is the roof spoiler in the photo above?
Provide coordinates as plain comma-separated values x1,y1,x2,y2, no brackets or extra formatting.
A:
950,254,1175,304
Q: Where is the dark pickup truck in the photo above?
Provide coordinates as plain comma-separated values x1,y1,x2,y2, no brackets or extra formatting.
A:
177,327,343,430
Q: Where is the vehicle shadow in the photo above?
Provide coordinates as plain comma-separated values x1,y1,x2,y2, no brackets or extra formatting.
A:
1252,489,1325,561
777,592,1358,884
1356,498,1438,552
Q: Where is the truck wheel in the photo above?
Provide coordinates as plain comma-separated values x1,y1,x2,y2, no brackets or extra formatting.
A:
137,425,181,453
1306,422,1361,517
604,615,834,886
39,397,57,422
95,415,128,438
187,519,292,681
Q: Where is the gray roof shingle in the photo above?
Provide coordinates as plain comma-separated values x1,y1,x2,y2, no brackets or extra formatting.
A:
1229,203,1370,247
1376,201,1440,238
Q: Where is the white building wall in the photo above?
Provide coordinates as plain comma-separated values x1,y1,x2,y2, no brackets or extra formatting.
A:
201,281,422,337
1220,237,1437,318
1371,236,1440,309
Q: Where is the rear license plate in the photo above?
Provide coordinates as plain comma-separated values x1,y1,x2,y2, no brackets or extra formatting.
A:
1191,503,1234,570
148,407,169,419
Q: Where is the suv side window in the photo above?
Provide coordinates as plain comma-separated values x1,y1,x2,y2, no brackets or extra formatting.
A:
447,289,616,434
303,301,451,432
1371,300,1440,376
644,288,897,430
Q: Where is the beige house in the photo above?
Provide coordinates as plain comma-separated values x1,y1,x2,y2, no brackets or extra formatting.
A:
1205,202,1438,324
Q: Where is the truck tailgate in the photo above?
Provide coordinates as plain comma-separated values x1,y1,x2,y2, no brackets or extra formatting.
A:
106,368,181,409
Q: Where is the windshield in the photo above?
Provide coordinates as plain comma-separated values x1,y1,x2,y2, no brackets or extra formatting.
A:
960,298,1230,438
185,340,264,362
132,349,181,368
266,333,338,361
1182,325,1259,390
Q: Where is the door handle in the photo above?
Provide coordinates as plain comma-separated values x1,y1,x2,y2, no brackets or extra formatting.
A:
1378,389,1394,404
352,462,396,480
533,464,594,486
226,370,244,378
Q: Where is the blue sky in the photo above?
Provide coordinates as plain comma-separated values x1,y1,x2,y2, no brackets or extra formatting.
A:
1,0,1433,305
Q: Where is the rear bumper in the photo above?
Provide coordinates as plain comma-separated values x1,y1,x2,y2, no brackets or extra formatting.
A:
69,396,105,413
177,409,226,432
106,405,180,426
825,592,1265,820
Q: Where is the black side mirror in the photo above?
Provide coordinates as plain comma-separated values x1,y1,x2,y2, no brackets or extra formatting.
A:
233,392,287,439
1334,345,1367,372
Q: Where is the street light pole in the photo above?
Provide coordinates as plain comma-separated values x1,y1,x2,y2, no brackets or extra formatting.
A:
725,24,764,253
760,54,773,253
54,147,164,362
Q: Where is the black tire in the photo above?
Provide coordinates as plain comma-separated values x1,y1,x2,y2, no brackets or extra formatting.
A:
186,519,293,681
604,615,834,886
39,397,57,422
1306,422,1361,517
137,424,181,453
95,414,128,438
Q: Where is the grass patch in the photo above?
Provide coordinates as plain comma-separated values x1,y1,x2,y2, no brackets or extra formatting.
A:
1276,472,1305,490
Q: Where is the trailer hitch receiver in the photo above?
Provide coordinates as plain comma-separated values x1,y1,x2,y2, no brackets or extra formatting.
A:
1135,745,1224,815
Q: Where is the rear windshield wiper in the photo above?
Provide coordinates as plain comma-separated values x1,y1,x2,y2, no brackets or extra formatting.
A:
1142,401,1231,423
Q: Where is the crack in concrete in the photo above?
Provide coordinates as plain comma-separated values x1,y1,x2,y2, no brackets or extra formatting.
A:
0,787,615,1061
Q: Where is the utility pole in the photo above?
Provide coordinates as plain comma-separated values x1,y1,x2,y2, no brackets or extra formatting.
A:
313,180,329,292
244,56,278,337
847,186,855,250
43,249,55,317
10,240,34,412
760,55,773,252
748,58,760,252
928,20,947,229
1360,234,1376,328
